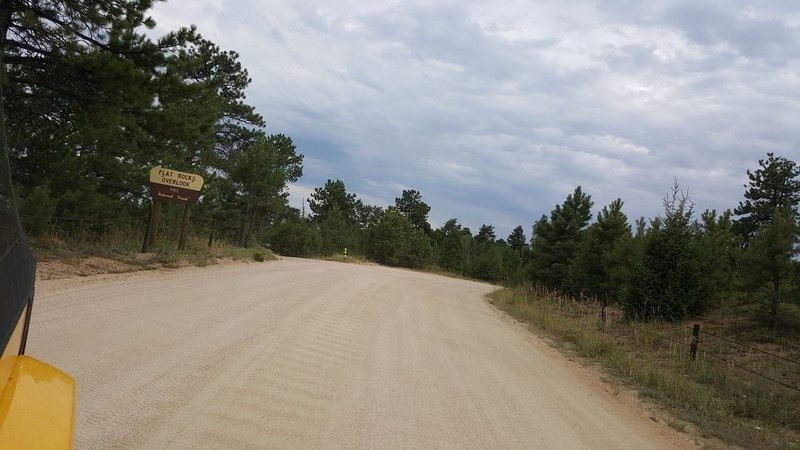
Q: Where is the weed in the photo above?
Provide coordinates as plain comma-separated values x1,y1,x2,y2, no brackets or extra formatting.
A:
489,286,800,449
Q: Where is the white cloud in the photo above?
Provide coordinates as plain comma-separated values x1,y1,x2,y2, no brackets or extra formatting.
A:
151,0,800,236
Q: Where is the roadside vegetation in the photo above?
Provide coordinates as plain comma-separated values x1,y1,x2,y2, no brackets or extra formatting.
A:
3,2,799,448
491,287,800,449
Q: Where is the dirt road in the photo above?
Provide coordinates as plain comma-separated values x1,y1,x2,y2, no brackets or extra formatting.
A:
29,258,693,449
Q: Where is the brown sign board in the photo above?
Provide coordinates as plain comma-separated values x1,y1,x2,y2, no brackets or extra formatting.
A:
148,167,204,205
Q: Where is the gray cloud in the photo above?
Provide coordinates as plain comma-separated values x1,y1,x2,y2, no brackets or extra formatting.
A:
151,0,800,237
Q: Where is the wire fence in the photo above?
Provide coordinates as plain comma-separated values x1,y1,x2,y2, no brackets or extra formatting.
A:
528,289,800,395
20,213,150,238
622,320,800,394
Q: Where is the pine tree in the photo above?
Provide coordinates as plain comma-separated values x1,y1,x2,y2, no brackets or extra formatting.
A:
366,208,431,268
433,219,465,271
530,186,593,288
740,204,799,321
308,179,359,224
507,225,527,251
475,224,496,245
624,181,706,321
566,198,632,302
395,189,432,234
733,153,800,242
698,209,740,306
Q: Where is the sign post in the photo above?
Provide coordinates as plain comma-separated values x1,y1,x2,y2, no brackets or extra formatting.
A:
141,167,204,253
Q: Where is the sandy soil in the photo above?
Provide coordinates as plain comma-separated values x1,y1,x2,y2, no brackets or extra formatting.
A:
28,258,696,449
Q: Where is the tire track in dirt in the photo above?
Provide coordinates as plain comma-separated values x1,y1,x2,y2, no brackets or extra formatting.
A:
139,270,384,449
29,259,696,449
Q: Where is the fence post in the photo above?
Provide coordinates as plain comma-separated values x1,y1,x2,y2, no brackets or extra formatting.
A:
690,324,700,360
142,204,154,253
177,204,192,250
599,299,607,332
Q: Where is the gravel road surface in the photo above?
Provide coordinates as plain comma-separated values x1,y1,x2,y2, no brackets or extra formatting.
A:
29,258,693,449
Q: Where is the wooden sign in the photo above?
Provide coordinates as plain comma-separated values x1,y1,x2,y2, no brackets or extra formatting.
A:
148,167,204,205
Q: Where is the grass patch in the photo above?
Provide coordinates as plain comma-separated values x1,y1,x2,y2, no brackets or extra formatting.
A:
489,286,800,450
31,231,276,276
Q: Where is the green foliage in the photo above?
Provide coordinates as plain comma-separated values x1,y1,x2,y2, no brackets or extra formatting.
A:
624,182,707,321
227,135,303,246
317,205,357,256
739,204,800,318
268,218,320,257
530,186,594,288
395,189,432,234
698,209,740,306
367,209,432,268
3,0,303,251
15,182,56,235
308,179,358,224
468,245,505,281
404,228,434,269
506,225,527,251
491,286,800,450
4,0,796,337
733,153,800,242
475,224,496,245
566,198,633,303
433,218,466,271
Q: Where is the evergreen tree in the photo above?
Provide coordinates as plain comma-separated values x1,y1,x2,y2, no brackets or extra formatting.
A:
308,179,358,224
625,182,706,321
566,198,632,302
698,209,740,306
367,208,431,268
733,153,800,242
507,225,527,251
395,189,432,234
319,204,357,255
355,203,382,230
475,224,496,245
469,245,505,281
268,218,320,257
433,218,465,271
530,186,593,288
228,136,303,246
739,204,799,321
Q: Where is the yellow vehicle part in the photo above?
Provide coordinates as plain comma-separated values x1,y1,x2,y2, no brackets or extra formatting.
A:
0,308,27,397
0,356,76,449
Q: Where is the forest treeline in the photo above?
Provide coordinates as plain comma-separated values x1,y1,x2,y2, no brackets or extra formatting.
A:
3,0,303,249
268,154,799,323
2,2,799,323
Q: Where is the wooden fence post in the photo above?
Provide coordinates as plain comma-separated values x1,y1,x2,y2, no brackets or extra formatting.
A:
690,324,700,360
178,204,191,250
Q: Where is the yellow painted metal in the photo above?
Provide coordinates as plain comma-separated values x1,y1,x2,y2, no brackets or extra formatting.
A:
0,356,75,449
0,308,27,400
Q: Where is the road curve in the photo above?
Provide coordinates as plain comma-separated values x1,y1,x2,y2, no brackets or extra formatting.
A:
29,258,693,449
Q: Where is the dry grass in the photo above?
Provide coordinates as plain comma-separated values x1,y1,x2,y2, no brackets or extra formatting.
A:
489,285,800,450
31,232,276,278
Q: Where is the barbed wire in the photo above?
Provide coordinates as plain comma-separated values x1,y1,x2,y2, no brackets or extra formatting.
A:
623,322,691,348
20,214,149,222
697,318,800,352
624,322,800,393
688,326,800,366
544,301,800,394
700,350,800,394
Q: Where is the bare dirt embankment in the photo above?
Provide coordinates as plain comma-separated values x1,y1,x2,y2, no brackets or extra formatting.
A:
29,258,696,449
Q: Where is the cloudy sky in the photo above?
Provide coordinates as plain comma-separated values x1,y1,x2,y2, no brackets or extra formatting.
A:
151,1,799,238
